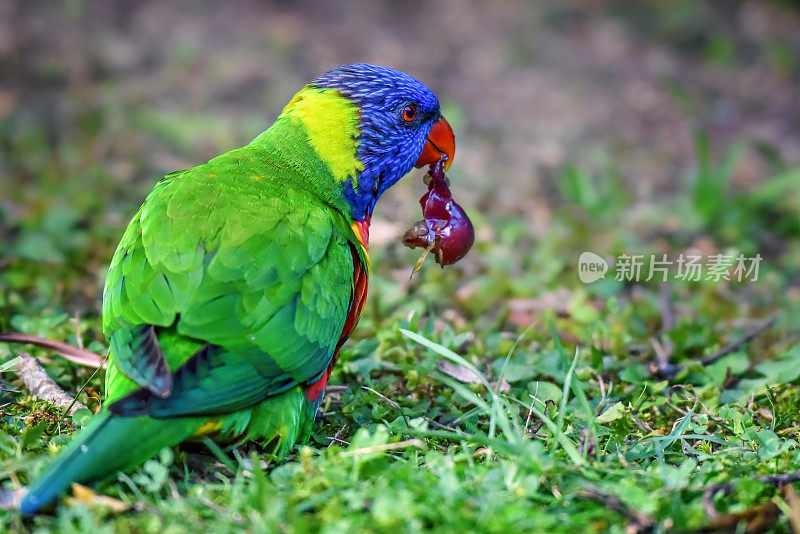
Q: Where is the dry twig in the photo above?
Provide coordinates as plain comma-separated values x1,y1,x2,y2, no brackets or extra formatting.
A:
0,333,105,368
339,438,426,457
576,486,654,533
699,316,777,367
525,398,555,438
656,316,777,379
15,352,87,414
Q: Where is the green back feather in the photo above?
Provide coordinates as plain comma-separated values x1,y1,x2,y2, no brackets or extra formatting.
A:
103,137,364,408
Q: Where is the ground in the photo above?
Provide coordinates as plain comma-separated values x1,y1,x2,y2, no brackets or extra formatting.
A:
1,1,800,532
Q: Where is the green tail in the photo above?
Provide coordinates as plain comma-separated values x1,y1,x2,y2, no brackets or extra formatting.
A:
19,410,202,514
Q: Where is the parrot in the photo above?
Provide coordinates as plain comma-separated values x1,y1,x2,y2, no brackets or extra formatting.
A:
19,63,457,514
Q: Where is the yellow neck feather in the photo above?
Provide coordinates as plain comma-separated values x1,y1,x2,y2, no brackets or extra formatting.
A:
280,87,365,188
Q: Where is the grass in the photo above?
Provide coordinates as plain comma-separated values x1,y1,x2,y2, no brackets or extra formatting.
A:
2,154,799,533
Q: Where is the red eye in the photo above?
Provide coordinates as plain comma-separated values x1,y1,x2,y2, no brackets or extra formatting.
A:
402,104,417,122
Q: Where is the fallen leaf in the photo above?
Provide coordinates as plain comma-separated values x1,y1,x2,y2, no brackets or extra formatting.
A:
66,483,130,513
490,379,511,393
597,402,627,423
435,359,511,392
437,359,481,384
757,407,774,421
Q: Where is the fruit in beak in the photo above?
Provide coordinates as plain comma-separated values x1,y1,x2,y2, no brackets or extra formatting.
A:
403,158,474,272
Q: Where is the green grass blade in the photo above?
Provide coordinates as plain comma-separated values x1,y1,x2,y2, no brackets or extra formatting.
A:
557,348,580,431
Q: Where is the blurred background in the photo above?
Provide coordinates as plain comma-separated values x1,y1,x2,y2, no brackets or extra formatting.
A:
2,2,800,529
0,0,798,342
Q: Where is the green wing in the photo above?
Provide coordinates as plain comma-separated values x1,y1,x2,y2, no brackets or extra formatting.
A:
102,146,356,414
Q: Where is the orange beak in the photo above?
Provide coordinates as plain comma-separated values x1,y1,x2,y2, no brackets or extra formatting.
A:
415,116,455,171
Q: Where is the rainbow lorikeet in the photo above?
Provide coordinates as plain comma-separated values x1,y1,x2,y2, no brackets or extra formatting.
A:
20,64,458,514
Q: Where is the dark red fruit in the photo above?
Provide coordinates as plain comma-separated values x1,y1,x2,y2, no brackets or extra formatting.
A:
403,159,474,267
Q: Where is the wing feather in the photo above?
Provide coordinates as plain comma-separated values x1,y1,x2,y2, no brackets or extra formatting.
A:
102,146,358,411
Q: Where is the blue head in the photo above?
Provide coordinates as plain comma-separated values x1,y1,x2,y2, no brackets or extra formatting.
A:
309,64,454,220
